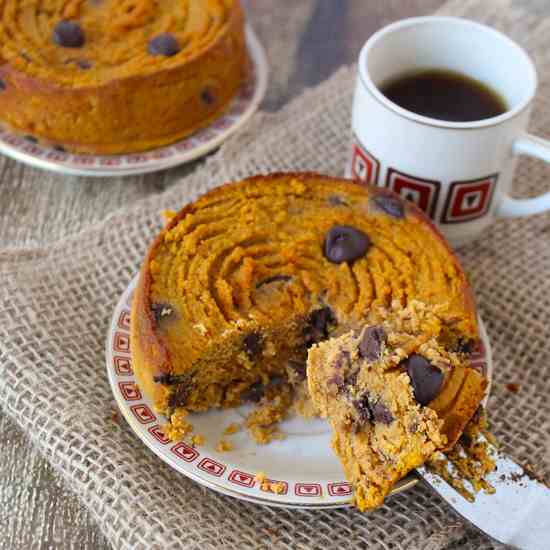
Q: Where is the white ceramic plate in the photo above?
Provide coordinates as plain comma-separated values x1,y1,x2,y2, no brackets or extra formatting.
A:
0,26,268,177
106,275,493,508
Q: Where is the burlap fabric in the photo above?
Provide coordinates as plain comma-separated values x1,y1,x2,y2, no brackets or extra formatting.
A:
1,1,549,548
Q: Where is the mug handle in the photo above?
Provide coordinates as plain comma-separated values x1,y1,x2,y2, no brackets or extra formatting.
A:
498,134,550,217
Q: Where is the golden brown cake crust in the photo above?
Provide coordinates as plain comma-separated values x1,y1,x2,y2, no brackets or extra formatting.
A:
131,172,478,421
0,1,247,154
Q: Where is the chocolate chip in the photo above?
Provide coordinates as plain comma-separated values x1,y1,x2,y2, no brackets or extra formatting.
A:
168,384,189,409
288,359,307,380
324,225,371,264
372,194,405,219
328,195,348,207
77,59,92,70
333,351,354,393
304,307,335,347
353,393,393,425
201,89,215,105
154,374,170,384
334,351,351,370
243,332,263,358
53,21,85,48
24,135,38,143
269,376,285,388
148,33,180,57
0,79,5,91
460,433,473,448
454,339,474,354
65,58,92,69
241,382,264,402
153,373,191,385
404,354,444,405
359,326,386,361
256,275,291,288
343,369,359,389
372,401,394,425
151,303,174,324
353,392,374,424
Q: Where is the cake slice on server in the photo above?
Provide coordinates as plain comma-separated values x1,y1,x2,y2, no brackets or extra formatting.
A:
307,300,488,511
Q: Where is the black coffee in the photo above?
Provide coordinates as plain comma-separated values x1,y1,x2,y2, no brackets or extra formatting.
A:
380,69,507,122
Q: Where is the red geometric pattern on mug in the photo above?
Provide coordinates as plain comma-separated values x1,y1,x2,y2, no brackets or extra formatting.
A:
386,168,441,219
118,381,142,401
441,174,498,224
117,310,131,330
113,332,130,353
113,356,133,376
351,140,380,185
327,482,353,496
295,483,322,497
171,442,199,462
148,424,171,445
228,470,256,488
198,457,226,477
130,404,156,424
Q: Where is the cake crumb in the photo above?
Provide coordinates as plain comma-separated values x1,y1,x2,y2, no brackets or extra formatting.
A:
191,434,205,447
258,478,286,494
245,386,292,444
248,425,286,444
194,323,208,336
216,439,234,452
270,481,286,494
255,471,267,483
223,422,241,435
163,409,193,440
505,382,520,393
428,407,496,502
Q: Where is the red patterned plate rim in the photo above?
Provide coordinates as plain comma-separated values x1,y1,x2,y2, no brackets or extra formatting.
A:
105,275,493,508
0,26,267,178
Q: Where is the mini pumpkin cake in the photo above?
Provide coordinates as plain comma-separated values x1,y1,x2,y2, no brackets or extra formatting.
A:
307,300,488,510
131,172,479,441
0,0,247,154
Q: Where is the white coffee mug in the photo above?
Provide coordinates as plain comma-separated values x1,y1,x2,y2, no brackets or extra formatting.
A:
347,16,550,247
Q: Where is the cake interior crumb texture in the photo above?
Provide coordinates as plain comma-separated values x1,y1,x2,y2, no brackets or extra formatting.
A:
307,300,487,510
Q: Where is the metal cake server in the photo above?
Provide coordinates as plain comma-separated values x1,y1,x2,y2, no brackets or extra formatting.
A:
418,449,550,549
